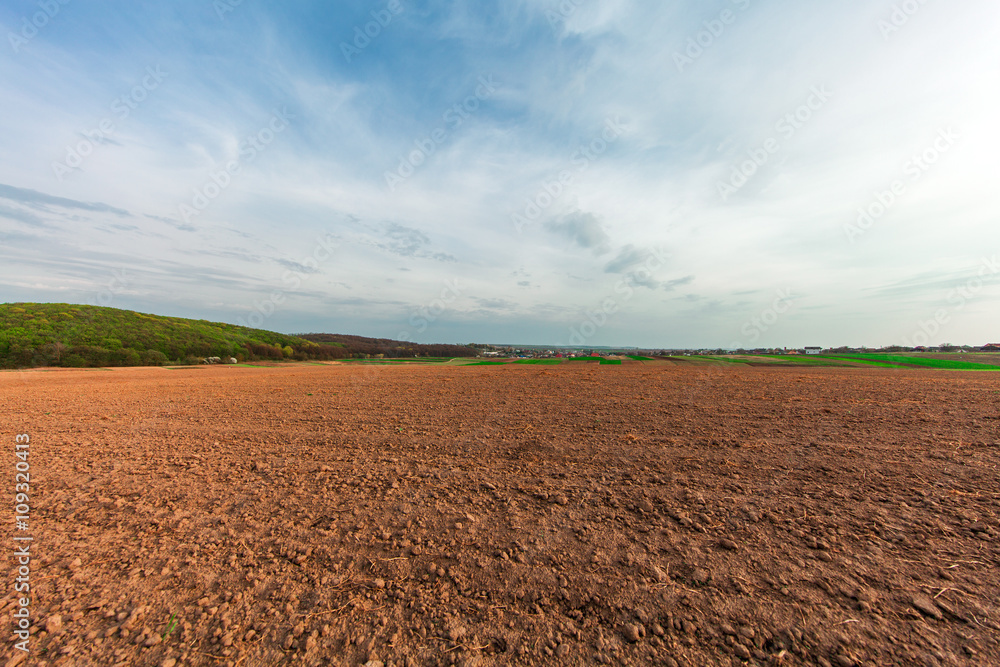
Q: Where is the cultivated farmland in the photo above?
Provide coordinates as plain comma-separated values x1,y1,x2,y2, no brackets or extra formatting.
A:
2,362,998,666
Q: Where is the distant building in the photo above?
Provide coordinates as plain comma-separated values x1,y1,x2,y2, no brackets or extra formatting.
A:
804,347,822,355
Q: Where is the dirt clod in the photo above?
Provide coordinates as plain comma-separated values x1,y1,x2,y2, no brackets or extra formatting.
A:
719,538,739,551
623,624,644,643
912,595,945,620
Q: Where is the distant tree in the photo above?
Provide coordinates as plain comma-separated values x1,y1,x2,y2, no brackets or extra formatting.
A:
62,353,86,368
142,350,169,366
38,342,67,364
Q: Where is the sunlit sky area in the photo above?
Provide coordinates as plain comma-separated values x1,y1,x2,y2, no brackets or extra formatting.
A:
2,0,998,348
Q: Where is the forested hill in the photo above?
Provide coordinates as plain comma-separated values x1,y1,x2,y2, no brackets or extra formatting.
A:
0,303,475,368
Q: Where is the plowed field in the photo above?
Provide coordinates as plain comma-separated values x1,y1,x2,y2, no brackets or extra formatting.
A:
2,362,998,666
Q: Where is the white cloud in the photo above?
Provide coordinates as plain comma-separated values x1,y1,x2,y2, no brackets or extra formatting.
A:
1,0,998,347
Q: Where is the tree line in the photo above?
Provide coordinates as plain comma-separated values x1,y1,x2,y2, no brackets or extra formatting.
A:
0,304,475,369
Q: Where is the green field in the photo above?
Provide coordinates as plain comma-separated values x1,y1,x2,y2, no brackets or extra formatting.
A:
821,353,1000,371
686,353,1000,371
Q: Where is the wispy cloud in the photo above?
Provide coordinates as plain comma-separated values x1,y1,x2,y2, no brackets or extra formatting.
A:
545,211,612,254
663,275,694,291
0,1,997,347
0,203,49,228
0,183,130,217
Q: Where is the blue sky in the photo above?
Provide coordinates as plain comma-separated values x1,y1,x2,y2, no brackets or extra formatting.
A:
1,0,998,348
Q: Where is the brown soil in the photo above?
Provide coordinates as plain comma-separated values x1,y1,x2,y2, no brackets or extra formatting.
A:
2,362,999,667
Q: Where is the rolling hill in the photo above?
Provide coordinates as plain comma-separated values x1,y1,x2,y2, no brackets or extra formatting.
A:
0,303,476,369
